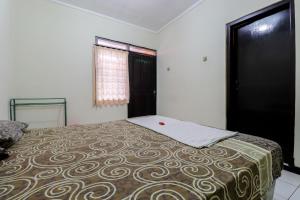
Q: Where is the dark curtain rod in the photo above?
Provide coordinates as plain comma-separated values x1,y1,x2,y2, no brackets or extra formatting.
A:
94,44,128,52
95,36,157,52
94,44,157,57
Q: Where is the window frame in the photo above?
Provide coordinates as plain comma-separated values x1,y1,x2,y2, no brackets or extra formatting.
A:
95,36,157,57
93,36,157,106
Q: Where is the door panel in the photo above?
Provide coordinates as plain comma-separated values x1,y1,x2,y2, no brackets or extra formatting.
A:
227,1,295,165
128,53,157,118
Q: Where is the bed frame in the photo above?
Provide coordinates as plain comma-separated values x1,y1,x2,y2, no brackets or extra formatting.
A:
9,98,67,126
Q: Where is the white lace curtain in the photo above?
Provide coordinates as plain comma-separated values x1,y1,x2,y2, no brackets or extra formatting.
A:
94,46,129,106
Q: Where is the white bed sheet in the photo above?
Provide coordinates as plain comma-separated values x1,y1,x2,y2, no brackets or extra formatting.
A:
127,115,237,148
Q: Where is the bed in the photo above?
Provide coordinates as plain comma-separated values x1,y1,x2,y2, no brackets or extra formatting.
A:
0,118,282,200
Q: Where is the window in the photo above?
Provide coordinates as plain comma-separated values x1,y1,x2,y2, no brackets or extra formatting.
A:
129,46,157,56
94,37,156,106
96,39,128,51
94,46,129,105
96,37,156,56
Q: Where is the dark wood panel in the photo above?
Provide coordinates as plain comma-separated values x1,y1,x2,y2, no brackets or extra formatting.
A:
226,0,295,166
128,53,157,118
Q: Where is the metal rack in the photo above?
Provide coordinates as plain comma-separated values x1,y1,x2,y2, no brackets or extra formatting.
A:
9,98,67,126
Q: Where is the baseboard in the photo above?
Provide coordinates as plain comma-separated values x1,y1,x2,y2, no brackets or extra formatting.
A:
284,165,300,175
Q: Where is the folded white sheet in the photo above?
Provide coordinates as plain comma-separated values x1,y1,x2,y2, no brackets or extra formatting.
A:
127,115,237,148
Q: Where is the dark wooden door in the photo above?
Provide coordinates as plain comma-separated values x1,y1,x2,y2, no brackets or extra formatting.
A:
227,0,295,166
128,53,157,118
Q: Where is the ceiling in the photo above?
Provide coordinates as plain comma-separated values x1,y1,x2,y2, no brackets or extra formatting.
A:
54,0,202,32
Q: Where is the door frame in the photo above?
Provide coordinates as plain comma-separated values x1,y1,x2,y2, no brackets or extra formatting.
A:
226,0,295,166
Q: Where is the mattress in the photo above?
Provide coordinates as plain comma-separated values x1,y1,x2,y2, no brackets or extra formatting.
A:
0,120,282,199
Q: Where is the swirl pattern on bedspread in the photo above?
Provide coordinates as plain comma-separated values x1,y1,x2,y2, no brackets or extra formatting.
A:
0,120,282,200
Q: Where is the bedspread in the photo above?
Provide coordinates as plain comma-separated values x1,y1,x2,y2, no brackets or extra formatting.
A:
0,120,282,200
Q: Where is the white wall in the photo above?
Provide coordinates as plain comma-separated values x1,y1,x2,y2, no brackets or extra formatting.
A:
10,0,157,127
0,0,13,120
157,0,300,167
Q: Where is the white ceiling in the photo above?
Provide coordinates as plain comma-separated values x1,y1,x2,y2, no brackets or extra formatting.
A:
54,0,202,32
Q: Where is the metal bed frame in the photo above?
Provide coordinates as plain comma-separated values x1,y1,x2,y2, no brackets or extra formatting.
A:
9,98,67,126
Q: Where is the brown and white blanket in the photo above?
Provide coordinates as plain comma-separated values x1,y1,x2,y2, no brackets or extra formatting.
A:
0,120,282,200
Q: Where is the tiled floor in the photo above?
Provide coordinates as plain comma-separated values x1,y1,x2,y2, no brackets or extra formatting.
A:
274,170,300,200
